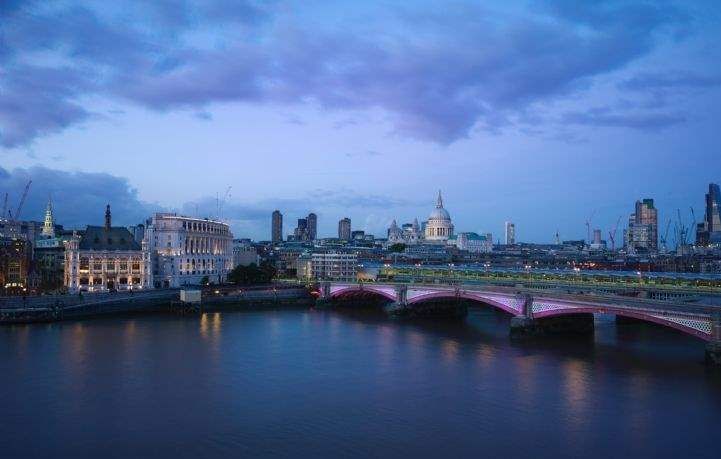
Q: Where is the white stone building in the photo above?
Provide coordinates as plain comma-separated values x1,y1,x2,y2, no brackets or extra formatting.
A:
64,206,152,292
145,213,233,288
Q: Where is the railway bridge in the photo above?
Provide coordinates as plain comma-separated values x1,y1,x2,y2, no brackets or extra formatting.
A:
320,282,721,364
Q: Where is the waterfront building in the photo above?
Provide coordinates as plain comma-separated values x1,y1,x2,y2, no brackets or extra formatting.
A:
145,212,233,288
0,237,30,293
64,205,152,292
505,222,516,245
338,217,351,241
297,251,357,282
232,239,259,267
272,210,283,243
625,198,658,253
425,191,454,243
697,183,721,246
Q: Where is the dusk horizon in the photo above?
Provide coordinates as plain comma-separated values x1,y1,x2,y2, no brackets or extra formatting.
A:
3,1,721,243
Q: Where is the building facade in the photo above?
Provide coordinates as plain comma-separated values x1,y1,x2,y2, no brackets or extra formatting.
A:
145,213,233,288
448,232,493,253
505,222,516,245
272,210,283,243
64,206,152,293
0,237,30,294
697,183,721,246
232,239,259,267
297,251,357,282
625,199,658,253
338,217,351,241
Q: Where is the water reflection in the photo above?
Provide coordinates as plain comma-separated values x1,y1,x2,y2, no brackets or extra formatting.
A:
1,310,720,459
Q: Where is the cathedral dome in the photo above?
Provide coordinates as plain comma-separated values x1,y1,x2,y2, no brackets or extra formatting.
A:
425,191,454,243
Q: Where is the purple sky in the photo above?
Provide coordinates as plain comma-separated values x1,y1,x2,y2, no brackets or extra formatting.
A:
2,0,721,242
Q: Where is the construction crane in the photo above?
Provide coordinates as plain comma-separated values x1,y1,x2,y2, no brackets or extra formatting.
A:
676,208,688,249
660,218,672,254
216,186,232,221
690,207,698,245
585,210,596,246
1,192,7,220
12,180,32,222
608,216,622,252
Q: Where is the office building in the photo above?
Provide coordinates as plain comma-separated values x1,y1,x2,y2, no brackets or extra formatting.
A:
297,251,357,282
272,210,283,243
505,222,516,245
625,199,658,252
144,212,233,288
338,217,351,241
697,183,721,246
307,213,317,240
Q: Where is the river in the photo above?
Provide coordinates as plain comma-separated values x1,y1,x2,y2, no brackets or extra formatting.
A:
1,308,720,458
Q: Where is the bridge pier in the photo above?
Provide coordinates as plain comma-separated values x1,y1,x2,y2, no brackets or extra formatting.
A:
510,296,594,338
706,312,721,366
509,295,537,338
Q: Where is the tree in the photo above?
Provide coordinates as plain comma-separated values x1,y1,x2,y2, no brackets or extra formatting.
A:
227,262,277,285
388,243,407,253
200,275,210,286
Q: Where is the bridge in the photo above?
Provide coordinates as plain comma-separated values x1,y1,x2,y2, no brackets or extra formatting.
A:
320,281,721,365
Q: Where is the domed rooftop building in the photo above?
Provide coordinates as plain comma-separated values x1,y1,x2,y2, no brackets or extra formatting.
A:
425,191,454,243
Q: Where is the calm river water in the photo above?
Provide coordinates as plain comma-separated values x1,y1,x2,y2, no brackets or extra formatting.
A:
1,308,720,458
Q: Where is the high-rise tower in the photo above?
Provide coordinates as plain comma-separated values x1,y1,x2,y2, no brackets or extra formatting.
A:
41,198,55,237
272,210,283,243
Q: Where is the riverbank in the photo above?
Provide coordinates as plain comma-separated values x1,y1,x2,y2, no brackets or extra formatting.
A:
0,286,314,324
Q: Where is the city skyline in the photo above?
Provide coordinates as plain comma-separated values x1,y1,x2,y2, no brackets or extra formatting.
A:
2,1,721,241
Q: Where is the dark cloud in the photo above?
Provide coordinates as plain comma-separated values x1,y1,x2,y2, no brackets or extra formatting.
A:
0,0,704,147
619,72,721,91
0,166,162,227
562,107,686,130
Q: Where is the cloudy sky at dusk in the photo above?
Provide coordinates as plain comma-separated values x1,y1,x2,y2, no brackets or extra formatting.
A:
2,0,721,242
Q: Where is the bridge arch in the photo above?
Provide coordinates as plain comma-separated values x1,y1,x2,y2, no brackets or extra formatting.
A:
330,286,397,303
406,291,522,316
534,306,712,342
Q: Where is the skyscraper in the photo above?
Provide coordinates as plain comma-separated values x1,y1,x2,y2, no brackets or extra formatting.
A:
294,218,308,241
41,198,55,238
697,183,721,246
272,210,283,243
307,213,317,240
626,198,658,252
338,217,351,241
504,222,515,245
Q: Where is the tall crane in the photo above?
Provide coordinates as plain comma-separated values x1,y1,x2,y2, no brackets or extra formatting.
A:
585,210,596,246
216,186,232,221
608,215,622,252
1,192,7,220
12,180,32,222
690,207,698,245
660,219,672,254
676,208,688,249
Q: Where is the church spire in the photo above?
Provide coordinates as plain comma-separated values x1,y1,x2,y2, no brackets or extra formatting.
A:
436,190,444,208
104,204,112,232
41,197,55,237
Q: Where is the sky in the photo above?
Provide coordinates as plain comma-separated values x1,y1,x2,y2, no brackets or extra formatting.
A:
1,0,721,243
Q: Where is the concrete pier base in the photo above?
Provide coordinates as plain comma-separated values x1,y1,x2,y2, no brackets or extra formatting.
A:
510,314,595,339
705,342,721,366
385,301,467,320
